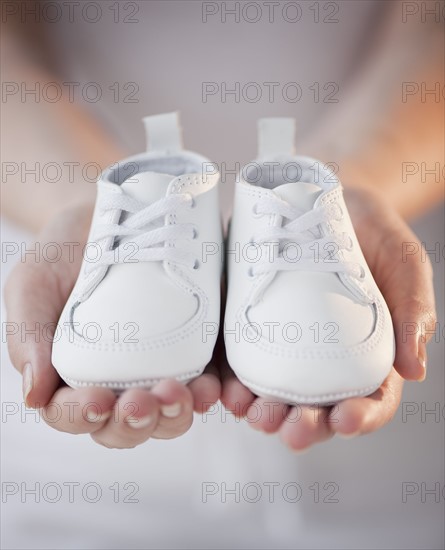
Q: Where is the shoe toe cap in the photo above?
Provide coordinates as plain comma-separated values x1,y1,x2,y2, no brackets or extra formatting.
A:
226,273,394,404
52,264,216,389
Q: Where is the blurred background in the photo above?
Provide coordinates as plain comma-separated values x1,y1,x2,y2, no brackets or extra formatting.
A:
1,1,444,548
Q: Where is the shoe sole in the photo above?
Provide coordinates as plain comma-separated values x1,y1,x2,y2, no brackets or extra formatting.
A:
238,376,384,406
59,369,203,392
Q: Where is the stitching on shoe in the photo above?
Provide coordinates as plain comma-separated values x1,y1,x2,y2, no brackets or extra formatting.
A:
235,296,386,359
232,186,386,359
60,369,202,389
75,187,121,302
238,185,271,200
65,178,215,351
320,191,374,302
238,376,382,404
63,292,210,351
171,175,211,193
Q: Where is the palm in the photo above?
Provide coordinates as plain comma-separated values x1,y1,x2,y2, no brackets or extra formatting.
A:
219,186,436,449
5,203,220,448
6,188,435,451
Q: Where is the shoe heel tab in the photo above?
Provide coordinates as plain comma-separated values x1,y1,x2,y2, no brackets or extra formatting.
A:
142,112,183,154
257,117,296,159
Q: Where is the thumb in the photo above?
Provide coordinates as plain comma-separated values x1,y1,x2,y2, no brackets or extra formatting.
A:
384,239,437,382
4,261,65,408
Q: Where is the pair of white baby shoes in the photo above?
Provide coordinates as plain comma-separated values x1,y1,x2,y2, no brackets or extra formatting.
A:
52,113,394,405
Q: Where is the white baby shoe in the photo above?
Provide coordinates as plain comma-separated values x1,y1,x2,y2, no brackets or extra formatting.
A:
225,118,395,405
52,112,223,390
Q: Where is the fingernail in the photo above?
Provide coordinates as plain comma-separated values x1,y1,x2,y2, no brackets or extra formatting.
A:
22,363,33,407
161,403,182,418
418,339,427,381
126,415,154,429
418,367,427,382
86,410,112,423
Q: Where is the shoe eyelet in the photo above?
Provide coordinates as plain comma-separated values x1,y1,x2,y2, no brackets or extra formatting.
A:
193,259,200,270
252,203,262,218
345,234,353,251
247,266,255,278
185,193,196,208
192,227,198,239
335,205,344,221
359,265,366,280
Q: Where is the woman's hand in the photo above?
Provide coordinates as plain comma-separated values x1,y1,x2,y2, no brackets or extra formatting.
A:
4,202,221,449
5,186,437,452
220,186,437,451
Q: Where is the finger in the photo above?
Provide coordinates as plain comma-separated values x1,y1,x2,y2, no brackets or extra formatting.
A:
391,292,436,382
330,369,403,437
279,404,334,453
188,323,224,414
149,379,194,439
188,361,221,414
41,386,116,435
4,262,65,408
245,397,289,434
347,191,437,382
220,359,256,418
373,220,436,381
91,389,160,449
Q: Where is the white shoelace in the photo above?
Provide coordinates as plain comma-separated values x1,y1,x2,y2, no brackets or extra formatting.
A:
250,195,364,279
85,192,197,274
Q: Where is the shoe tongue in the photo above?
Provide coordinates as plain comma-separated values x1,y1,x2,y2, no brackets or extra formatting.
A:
120,171,173,204
273,181,323,211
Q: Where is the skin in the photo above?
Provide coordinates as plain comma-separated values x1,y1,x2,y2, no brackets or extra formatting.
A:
4,185,437,450
2,1,443,450
222,186,437,450
4,202,221,448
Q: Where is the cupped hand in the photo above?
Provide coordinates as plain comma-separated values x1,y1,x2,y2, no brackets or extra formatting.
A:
220,186,437,451
4,202,221,449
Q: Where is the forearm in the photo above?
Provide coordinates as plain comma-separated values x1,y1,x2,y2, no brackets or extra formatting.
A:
299,2,444,220
1,29,125,233
305,70,444,219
